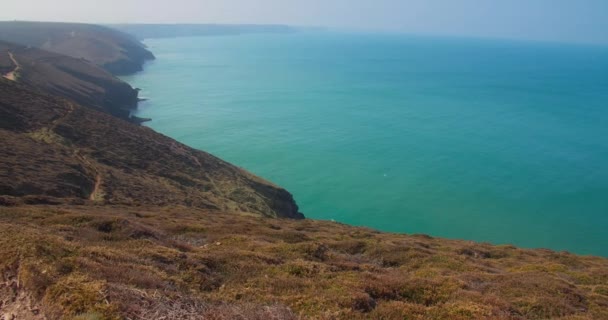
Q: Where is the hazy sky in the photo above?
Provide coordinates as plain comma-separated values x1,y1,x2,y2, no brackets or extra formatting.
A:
2,0,608,44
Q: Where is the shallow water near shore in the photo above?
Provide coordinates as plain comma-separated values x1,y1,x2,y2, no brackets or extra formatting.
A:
122,32,608,256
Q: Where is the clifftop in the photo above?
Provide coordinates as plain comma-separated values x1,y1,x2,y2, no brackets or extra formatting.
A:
0,205,607,319
0,21,154,75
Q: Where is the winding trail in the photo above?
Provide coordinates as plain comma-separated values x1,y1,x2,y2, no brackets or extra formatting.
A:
3,52,21,81
74,150,103,201
54,102,104,200
39,101,104,201
50,102,76,130
89,174,103,201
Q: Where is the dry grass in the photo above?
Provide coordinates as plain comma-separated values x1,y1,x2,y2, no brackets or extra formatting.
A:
0,205,606,319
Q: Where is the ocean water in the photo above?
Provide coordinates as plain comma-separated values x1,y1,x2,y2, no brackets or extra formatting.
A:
121,33,608,256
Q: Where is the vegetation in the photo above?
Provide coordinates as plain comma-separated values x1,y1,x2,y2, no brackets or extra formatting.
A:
0,205,606,319
0,78,302,218
0,40,141,120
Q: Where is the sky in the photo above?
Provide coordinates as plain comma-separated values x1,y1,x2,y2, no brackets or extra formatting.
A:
2,0,608,44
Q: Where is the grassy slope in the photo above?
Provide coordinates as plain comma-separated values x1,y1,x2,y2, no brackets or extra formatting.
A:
0,78,302,218
0,205,607,320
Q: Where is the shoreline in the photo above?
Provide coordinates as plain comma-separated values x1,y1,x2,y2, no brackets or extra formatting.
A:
117,34,608,257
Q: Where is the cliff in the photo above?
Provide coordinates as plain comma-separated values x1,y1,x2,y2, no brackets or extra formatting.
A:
0,41,140,119
0,21,154,75
0,78,303,219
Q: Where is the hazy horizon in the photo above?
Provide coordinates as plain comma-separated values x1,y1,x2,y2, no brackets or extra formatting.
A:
1,0,608,45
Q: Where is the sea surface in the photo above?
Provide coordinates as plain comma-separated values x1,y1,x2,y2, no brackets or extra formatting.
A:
121,33,608,256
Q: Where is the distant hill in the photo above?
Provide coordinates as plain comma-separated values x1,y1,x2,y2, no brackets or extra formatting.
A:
0,78,303,219
110,23,296,39
0,41,140,119
0,21,154,74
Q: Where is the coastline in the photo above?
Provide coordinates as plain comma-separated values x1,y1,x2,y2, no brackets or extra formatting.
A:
2,23,608,319
120,34,608,257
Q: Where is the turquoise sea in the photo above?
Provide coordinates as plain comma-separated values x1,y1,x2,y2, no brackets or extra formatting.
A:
121,33,608,256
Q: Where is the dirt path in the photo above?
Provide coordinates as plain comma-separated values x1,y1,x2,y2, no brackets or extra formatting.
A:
53,103,104,201
50,102,75,130
3,52,21,81
46,102,103,201
89,174,103,201
74,150,103,201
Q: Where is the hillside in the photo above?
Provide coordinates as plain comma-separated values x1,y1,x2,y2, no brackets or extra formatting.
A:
0,205,607,320
0,78,302,219
0,21,154,75
1,41,140,119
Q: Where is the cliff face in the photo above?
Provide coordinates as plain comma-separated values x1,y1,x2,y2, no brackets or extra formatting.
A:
0,23,301,218
0,41,139,119
0,78,303,219
0,21,154,75
100,40,156,75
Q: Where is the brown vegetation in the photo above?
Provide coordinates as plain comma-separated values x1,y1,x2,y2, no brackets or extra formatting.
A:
0,205,606,319
0,41,140,119
0,78,302,218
